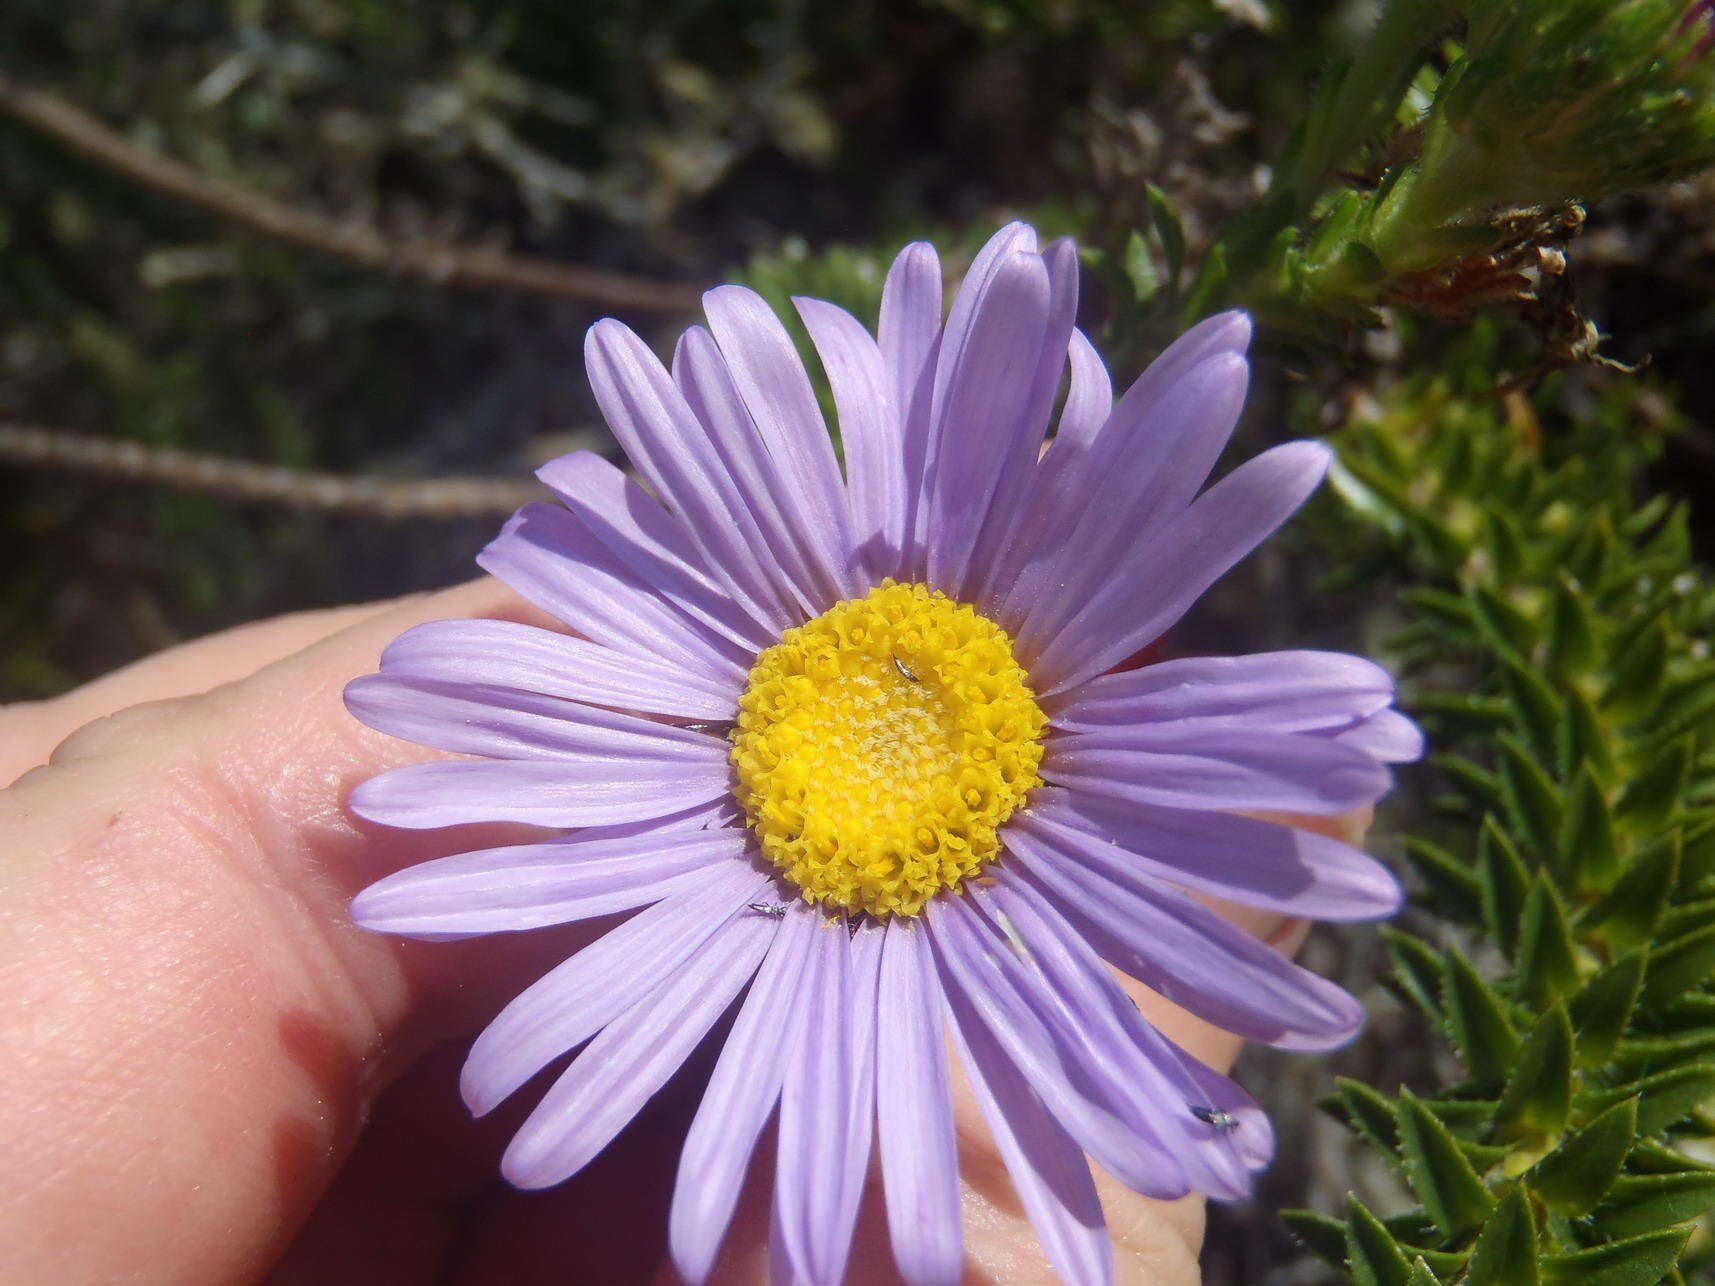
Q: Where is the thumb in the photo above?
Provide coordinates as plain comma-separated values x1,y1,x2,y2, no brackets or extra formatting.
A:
0,578,575,1286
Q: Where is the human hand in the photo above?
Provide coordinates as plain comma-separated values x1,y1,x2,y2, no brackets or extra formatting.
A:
0,579,1357,1285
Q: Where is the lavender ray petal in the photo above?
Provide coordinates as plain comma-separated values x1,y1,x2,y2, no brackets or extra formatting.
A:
477,503,750,685
1031,441,1335,694
585,318,807,626
1047,329,1114,463
501,908,777,1189
1026,786,1402,922
460,864,769,1115
1009,352,1250,652
349,827,754,937
875,920,964,1286
988,313,1251,623
963,237,1080,602
675,324,847,615
928,223,1039,432
1330,708,1426,763
978,872,1269,1200
923,249,1053,596
927,897,1186,1197
1004,814,1364,1050
702,285,858,597
535,451,782,647
353,802,729,945
795,296,908,579
348,758,733,831
1159,1042,1276,1176
1047,650,1395,733
879,241,943,441
1046,724,1392,817
970,325,1109,610
379,618,739,721
670,906,820,1286
775,919,863,1285
878,243,944,579
908,223,1036,580
344,673,730,763
948,990,1113,1286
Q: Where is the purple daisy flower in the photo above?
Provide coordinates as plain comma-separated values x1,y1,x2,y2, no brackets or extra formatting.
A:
344,222,1419,1285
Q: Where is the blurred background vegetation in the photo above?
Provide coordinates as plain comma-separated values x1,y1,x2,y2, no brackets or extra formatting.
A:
11,1,1715,1281
0,0,1349,694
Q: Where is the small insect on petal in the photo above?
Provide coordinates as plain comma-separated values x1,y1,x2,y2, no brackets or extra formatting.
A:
1191,1106,1238,1131
747,902,789,918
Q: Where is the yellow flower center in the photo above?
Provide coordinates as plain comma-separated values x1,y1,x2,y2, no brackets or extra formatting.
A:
732,581,1047,917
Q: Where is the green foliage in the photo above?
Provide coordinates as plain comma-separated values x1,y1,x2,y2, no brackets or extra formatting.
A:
1156,0,1715,333
1286,347,1715,1281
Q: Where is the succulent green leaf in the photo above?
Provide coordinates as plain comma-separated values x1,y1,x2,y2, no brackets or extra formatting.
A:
1657,895,1715,941
1546,578,1599,675
1495,1003,1574,1137
1396,1090,1495,1237
1564,517,1613,587
1560,765,1620,891
1559,686,1615,780
1613,1027,1715,1078
1501,656,1561,766
1479,816,1531,958
1615,736,1694,827
1468,585,1537,659
1604,615,1671,714
1517,876,1581,1005
1441,947,1521,1081
1498,735,1564,863
1181,241,1229,323
1144,182,1187,281
1625,1139,1715,1176
1386,929,1447,1021
1401,586,1476,629
1281,1208,1350,1270
1435,753,1508,817
1465,1185,1539,1286
1404,837,1482,917
1593,1171,1715,1239
1530,1096,1638,1215
1569,950,1649,1064
1625,1065,1715,1135
1122,230,1161,305
1405,1260,1440,1286
1582,835,1679,953
1411,692,1511,731
1345,1194,1415,1286
1422,1097,1500,1138
1642,922,1715,1002
1334,1077,1403,1161
1541,1227,1691,1286
1675,814,1715,888
1645,675,1715,754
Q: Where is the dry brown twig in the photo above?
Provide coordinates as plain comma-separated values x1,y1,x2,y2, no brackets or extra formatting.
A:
0,72,701,313
0,423,542,519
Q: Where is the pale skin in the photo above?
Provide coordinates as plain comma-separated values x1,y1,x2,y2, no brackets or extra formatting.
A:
0,578,1363,1285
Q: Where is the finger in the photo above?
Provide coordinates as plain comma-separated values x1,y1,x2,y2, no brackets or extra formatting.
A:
0,599,400,786
0,577,580,1286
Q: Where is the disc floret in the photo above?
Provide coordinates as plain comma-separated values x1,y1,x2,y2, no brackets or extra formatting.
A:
732,581,1046,916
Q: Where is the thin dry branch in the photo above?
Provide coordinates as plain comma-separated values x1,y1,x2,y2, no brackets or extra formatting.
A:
0,73,701,313
0,423,541,519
